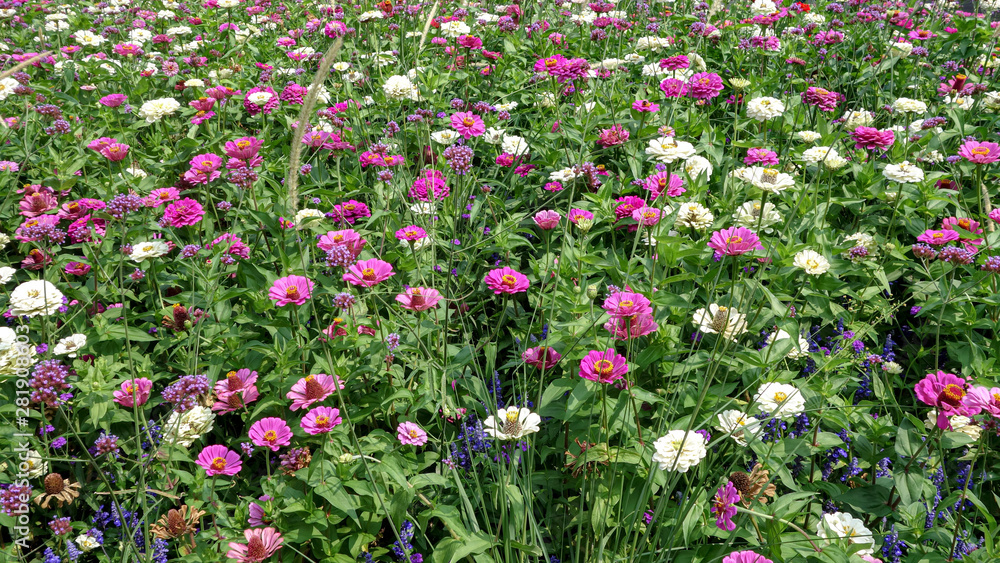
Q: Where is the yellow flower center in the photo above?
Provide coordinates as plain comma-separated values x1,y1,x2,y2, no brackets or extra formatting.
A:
263,430,277,442
593,360,614,376
773,392,787,403
361,268,377,281
726,236,743,244
210,457,227,471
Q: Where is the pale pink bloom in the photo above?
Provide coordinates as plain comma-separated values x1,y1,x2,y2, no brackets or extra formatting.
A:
248,417,292,451
112,378,153,407
196,445,242,476
397,421,428,446
396,287,443,311
286,374,342,411
343,259,395,288
300,406,343,435
533,210,561,230
226,527,283,563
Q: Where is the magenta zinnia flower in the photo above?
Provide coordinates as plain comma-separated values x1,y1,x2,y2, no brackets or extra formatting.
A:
287,374,342,411
965,385,1000,419
196,445,242,476
318,229,366,257
632,206,661,226
800,86,841,112
723,551,773,563
269,275,314,306
914,370,971,429
522,346,562,370
712,481,741,531
225,136,265,160
916,229,959,246
300,406,343,435
100,143,130,162
643,171,685,199
744,148,779,166
942,217,984,252
851,127,895,151
394,225,427,241
632,99,660,112
603,292,653,319
958,140,1000,164
397,421,428,446
162,198,205,227
450,111,485,139
579,349,628,384
396,287,443,311
112,378,153,407
212,369,260,414
707,227,763,256
227,527,283,563
686,72,724,100
248,417,292,451
568,209,594,224
99,94,127,107
483,267,530,294
603,314,658,340
659,78,688,98
343,259,395,287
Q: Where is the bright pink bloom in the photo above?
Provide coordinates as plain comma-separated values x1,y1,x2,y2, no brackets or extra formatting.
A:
318,230,366,257
286,374,342,411
396,287,443,311
579,349,628,384
196,445,242,476
208,233,251,260
248,417,293,451
686,72,724,99
991,209,1000,224
99,94,127,107
942,217,984,252
225,136,265,160
300,406,343,435
483,267,530,294
19,191,58,217
916,229,959,246
189,152,224,173
851,127,895,151
712,481,740,531
632,206,661,226
395,225,428,242
457,34,483,49
212,369,260,413
227,527,283,563
162,198,205,227
603,292,653,319
660,55,689,70
659,78,688,98
965,386,1000,418
568,209,594,224
343,259,395,287
100,143,130,161
597,125,630,148
744,148,779,166
113,378,152,407
522,346,562,369
723,551,773,563
707,227,763,256
533,210,561,230
87,137,118,152
632,99,660,112
269,275,314,306
397,421,428,446
145,187,180,208
450,112,485,139
65,262,91,276
409,169,450,201
958,140,1000,164
604,314,658,340
800,86,841,112
914,371,972,429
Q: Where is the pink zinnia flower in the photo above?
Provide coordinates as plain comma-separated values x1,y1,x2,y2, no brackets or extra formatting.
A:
269,275,314,306
851,127,895,151
145,187,180,208
100,143,130,162
723,551,773,563
942,217,984,252
632,206,661,226
483,267,530,294
395,225,428,241
522,346,562,369
248,417,292,451
916,229,959,246
112,378,153,407
567,209,594,225
579,349,628,384
248,501,269,527
707,227,763,256
65,262,91,276
533,210,561,230
227,527,283,563
212,369,260,413
800,86,841,112
99,94,128,107
914,370,973,429
318,230,366,257
631,99,660,112
604,314,658,340
396,287,443,311
225,136,265,160
744,148,779,166
196,445,242,476
300,406,343,435
597,124,630,148
965,385,1000,419
958,140,1000,164
208,233,251,260
88,137,118,152
450,112,485,139
286,374,342,411
659,78,688,98
712,481,740,531
686,72,724,100
162,198,205,227
397,421,428,446
603,292,653,319
343,259,395,287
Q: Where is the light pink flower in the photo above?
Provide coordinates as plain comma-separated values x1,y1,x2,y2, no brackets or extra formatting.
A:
533,210,561,230
212,369,260,414
268,275,314,306
196,445,242,476
300,406,343,435
226,527,283,563
958,140,1000,164
632,206,661,226
113,378,153,407
343,259,395,287
522,346,562,369
286,374,342,411
396,287,443,311
450,112,485,139
397,421,428,446
964,385,1000,419
248,417,292,451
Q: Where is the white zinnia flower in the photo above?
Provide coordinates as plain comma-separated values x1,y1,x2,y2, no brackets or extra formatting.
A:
816,512,875,555
23,450,48,478
53,334,87,358
753,382,806,417
801,146,840,165
130,240,170,262
733,200,782,231
675,202,714,230
10,280,64,317
645,137,696,163
692,304,748,341
764,330,811,360
842,110,873,130
0,327,36,375
889,41,913,57
746,97,785,121
742,166,795,194
137,97,181,123
924,410,982,441
891,97,927,114
797,130,822,143
651,430,707,472
793,249,830,275
382,75,417,101
883,161,924,183
501,134,530,156
439,20,471,37
483,127,505,144
430,130,460,145
750,0,777,15
75,535,101,552
683,155,713,180
160,406,216,448
294,208,324,226
549,167,579,182
715,410,762,446
484,406,541,440
0,266,16,283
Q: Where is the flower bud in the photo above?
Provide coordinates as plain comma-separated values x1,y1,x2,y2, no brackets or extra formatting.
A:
586,284,599,299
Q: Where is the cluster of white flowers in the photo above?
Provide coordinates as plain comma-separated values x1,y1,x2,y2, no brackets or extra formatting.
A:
764,330,812,360
674,201,714,230
891,97,927,114
816,512,876,555
733,200,782,231
883,161,924,183
0,327,36,376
